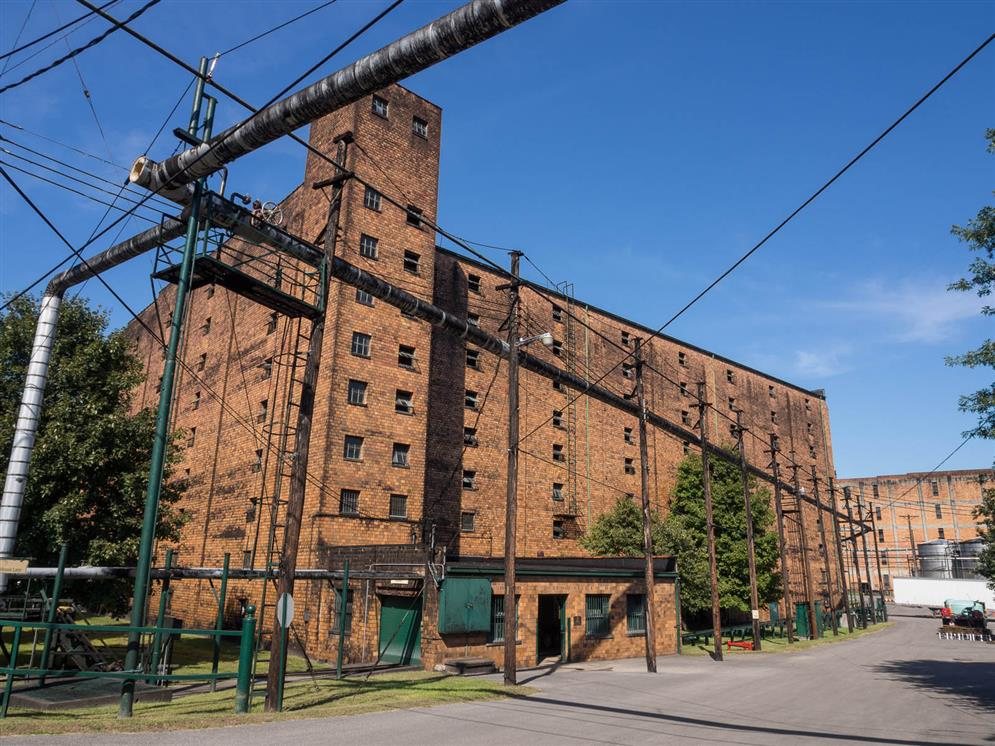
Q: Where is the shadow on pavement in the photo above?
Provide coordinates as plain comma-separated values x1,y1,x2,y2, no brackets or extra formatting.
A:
508,693,970,745
872,659,995,713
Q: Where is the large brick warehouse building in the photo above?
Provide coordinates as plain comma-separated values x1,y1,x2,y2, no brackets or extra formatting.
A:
126,84,842,670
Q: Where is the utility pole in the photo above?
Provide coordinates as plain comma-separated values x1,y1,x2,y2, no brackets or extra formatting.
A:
264,134,351,711
791,462,819,639
810,472,838,635
768,435,794,643
827,478,854,633
734,410,762,651
856,494,876,624
697,382,723,661
503,250,523,686
902,514,917,576
843,487,867,629
634,339,658,672
868,502,888,620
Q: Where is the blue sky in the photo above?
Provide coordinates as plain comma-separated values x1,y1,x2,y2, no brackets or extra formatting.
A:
1,0,992,477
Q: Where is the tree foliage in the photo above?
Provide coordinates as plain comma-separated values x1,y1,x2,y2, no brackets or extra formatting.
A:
974,486,995,591
946,128,995,441
0,295,185,614
580,451,781,620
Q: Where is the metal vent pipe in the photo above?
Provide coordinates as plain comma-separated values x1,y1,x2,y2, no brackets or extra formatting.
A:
129,0,564,200
0,217,186,592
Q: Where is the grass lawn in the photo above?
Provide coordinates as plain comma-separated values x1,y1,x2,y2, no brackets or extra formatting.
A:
2,672,531,736
681,621,892,656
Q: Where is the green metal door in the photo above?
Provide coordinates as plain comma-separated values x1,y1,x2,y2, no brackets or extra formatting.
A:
378,595,422,665
795,602,810,638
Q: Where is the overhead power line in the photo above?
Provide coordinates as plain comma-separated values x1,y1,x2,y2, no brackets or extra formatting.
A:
0,0,116,63
0,0,161,95
0,0,37,76
218,0,339,57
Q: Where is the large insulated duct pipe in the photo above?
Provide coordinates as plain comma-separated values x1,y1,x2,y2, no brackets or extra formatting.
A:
0,217,185,592
129,0,564,200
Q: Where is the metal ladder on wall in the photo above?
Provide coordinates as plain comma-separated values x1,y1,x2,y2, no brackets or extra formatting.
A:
559,283,582,525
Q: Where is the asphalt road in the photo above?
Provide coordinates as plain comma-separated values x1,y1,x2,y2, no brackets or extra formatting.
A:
10,609,995,745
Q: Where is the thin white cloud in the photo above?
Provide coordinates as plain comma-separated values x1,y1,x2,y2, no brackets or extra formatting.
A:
820,278,985,344
792,345,853,378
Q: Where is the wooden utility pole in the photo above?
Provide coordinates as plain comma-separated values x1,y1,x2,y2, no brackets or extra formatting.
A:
902,514,917,576
768,435,794,643
791,463,819,638
265,135,350,711
827,478,854,633
868,502,888,618
696,382,723,661
634,339,658,672
843,487,868,629
734,410,761,651
810,472,838,635
856,494,876,623
503,250,522,686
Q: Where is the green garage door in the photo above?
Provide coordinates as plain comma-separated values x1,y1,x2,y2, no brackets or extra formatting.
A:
378,595,423,665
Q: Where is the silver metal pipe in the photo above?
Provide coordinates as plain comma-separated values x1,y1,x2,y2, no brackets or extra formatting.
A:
6,566,422,581
0,218,186,592
129,0,564,199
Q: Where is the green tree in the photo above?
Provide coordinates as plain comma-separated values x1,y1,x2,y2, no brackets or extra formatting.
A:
946,129,995,440
974,486,995,591
0,295,185,614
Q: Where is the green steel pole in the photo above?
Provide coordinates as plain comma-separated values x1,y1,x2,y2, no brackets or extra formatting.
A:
39,543,67,685
336,560,350,679
276,591,289,712
1,625,22,718
674,574,682,654
119,57,209,719
211,552,230,691
149,549,174,683
234,605,256,714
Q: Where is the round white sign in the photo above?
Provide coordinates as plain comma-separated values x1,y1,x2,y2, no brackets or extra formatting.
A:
276,593,295,626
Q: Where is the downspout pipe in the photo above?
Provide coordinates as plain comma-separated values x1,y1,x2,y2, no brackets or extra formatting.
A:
0,217,186,593
129,0,565,200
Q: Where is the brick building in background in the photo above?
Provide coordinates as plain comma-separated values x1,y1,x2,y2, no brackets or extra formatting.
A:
837,468,993,599
127,84,840,670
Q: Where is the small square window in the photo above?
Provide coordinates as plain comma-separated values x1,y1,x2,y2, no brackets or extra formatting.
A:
878,529,885,542
339,489,359,515
682,441,690,455
679,382,688,397
730,423,738,437
356,288,375,306
931,480,939,497
261,357,273,380
553,520,565,540
347,379,367,405
808,445,817,459
806,422,813,433
770,410,777,424
726,369,735,384
343,435,363,461
465,390,479,410
626,594,646,635
937,527,946,540
197,352,207,372
389,494,408,519
681,410,691,426
462,471,476,491
466,349,480,369
872,484,880,498
392,443,410,468
461,510,475,531
371,94,388,118
398,344,416,368
201,316,212,335
622,363,634,379
553,379,564,392
585,594,610,637
804,398,811,412
395,389,413,414
875,505,882,520
624,457,636,475
621,332,630,347
678,351,687,367
881,552,889,567
552,482,564,500
205,285,215,299
412,115,428,138
552,410,564,428
257,399,268,423
359,233,379,259
552,444,565,462
934,503,942,519
463,427,478,447
551,339,563,357
624,427,634,444
363,186,382,211
467,274,481,293
728,396,736,411
251,448,263,473
406,205,423,228
187,426,197,448
403,250,421,274
267,312,278,334
768,384,775,399
552,305,563,323
192,391,201,411
351,332,372,357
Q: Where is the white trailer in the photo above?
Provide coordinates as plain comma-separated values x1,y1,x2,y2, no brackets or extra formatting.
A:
892,576,995,617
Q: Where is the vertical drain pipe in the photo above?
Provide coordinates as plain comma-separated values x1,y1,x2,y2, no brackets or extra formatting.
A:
0,293,62,593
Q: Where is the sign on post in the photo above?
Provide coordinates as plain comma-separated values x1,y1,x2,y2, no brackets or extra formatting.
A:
276,593,295,627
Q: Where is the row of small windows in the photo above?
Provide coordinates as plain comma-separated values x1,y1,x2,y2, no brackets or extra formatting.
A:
358,232,423,272
341,436,410,467
483,594,646,643
337,488,409,519
370,94,429,140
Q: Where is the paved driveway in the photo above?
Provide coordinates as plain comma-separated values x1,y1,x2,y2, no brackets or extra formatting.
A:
10,610,995,745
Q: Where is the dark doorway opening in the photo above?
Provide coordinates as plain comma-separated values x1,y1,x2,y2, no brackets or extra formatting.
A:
537,594,566,662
